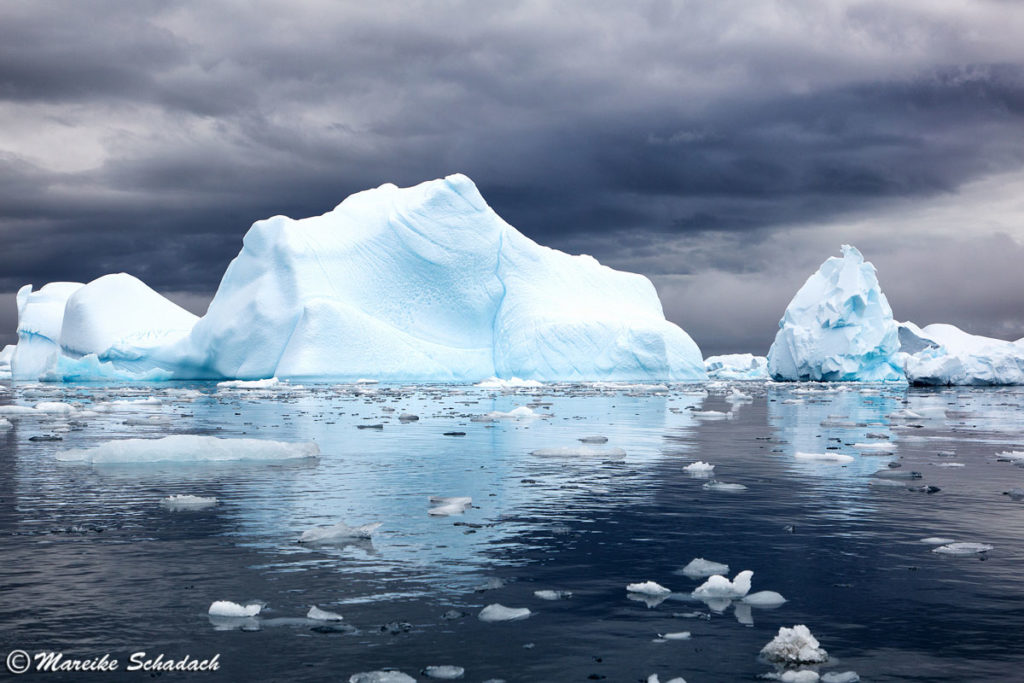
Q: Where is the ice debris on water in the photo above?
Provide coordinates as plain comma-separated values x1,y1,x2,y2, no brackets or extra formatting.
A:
349,672,417,683
299,521,381,543
208,601,262,617
578,435,608,443
692,570,752,599
307,605,344,621
478,604,531,622
919,537,956,545
703,480,748,491
160,494,218,510
742,591,787,607
473,406,537,421
932,542,993,555
428,496,472,516
794,452,854,464
647,675,688,683
422,665,465,679
658,631,691,640
680,558,730,579
684,461,715,474
58,435,319,463
530,446,626,457
533,590,572,600
474,377,543,389
760,625,829,664
626,581,672,596
821,673,860,683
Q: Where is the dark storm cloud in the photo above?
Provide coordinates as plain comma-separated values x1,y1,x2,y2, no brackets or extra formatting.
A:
2,0,1024,351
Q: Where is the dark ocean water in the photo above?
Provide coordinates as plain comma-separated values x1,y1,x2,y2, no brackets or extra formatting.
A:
1,380,1023,682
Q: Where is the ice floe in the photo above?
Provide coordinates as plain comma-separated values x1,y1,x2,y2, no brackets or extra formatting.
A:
160,494,218,510
208,600,262,617
422,665,465,679
680,558,730,579
760,624,829,664
58,435,319,464
478,604,531,622
627,581,672,596
683,461,715,474
794,452,854,464
702,480,748,491
299,521,382,543
692,570,753,599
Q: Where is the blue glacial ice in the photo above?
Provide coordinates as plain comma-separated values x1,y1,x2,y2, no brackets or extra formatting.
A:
7,174,705,383
767,245,904,382
900,322,1024,385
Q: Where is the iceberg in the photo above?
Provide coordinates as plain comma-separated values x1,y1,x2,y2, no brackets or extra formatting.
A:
767,246,903,382
902,323,1024,385
7,175,704,382
0,344,13,379
704,353,768,380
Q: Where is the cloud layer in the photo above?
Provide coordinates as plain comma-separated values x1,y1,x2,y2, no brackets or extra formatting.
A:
2,0,1024,352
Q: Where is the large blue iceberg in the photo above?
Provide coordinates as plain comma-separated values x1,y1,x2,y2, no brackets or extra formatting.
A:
7,174,706,382
767,245,903,382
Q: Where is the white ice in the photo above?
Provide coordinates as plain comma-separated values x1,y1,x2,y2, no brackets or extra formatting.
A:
794,452,854,464
903,322,1024,385
307,605,344,621
533,589,572,600
704,353,768,380
349,673,417,683
478,604,531,622
680,558,730,579
160,495,218,510
58,435,319,464
627,581,672,596
692,570,752,599
760,625,829,664
683,461,715,474
208,600,262,617
702,480,747,491
767,246,903,382
742,590,787,607
932,542,993,555
422,665,465,679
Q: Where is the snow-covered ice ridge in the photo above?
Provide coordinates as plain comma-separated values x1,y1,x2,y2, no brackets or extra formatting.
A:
7,174,705,383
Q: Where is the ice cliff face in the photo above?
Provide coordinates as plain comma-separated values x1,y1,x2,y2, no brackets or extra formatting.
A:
8,174,706,382
767,245,903,382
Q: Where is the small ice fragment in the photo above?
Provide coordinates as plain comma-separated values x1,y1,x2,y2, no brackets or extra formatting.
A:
919,537,955,545
208,600,261,617
821,673,860,683
423,665,465,679
299,521,381,543
647,676,687,683
478,604,531,622
34,401,77,414
692,570,752,599
349,672,416,683
934,462,964,468
429,496,472,516
692,410,732,419
760,624,829,664
794,452,854,463
680,557,730,579
160,494,217,510
742,591,787,607
533,590,572,600
932,542,993,555
626,581,672,596
702,480,747,491
398,413,419,422
307,605,344,621
684,461,715,474
779,671,820,683
658,631,691,640
578,435,608,443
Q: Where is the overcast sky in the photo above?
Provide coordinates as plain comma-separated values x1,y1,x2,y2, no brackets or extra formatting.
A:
2,0,1024,354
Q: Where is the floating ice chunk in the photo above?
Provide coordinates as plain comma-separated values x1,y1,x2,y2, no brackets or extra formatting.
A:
217,377,285,390
307,605,344,621
627,581,672,596
821,672,859,683
742,591,787,608
208,601,262,617
0,405,38,416
299,521,381,543
533,590,572,600
934,462,964,468
422,665,465,679
692,571,752,599
680,558,730,579
475,377,543,389
705,353,768,380
932,542,993,555
658,631,691,640
919,537,956,545
702,480,747,491
691,410,732,420
726,388,753,403
349,672,417,683
34,401,77,414
429,496,472,516
778,671,820,683
58,435,319,464
867,478,906,488
889,409,924,420
355,378,379,384
124,415,172,426
161,494,218,510
646,675,688,683
904,322,1024,385
995,451,1024,461
578,435,608,444
684,461,715,474
474,406,537,421
760,625,829,664
530,446,626,457
0,417,11,431
794,452,854,464
478,604,531,622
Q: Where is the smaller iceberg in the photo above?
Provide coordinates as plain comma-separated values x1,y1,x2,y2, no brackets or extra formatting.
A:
478,604,531,622
705,353,768,380
692,570,752,599
902,322,1024,385
761,625,829,664
767,246,903,382
208,601,262,617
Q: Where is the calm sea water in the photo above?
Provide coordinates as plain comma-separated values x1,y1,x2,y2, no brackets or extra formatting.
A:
1,380,1023,682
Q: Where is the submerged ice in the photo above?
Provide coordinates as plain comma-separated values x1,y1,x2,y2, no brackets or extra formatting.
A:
8,174,705,383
